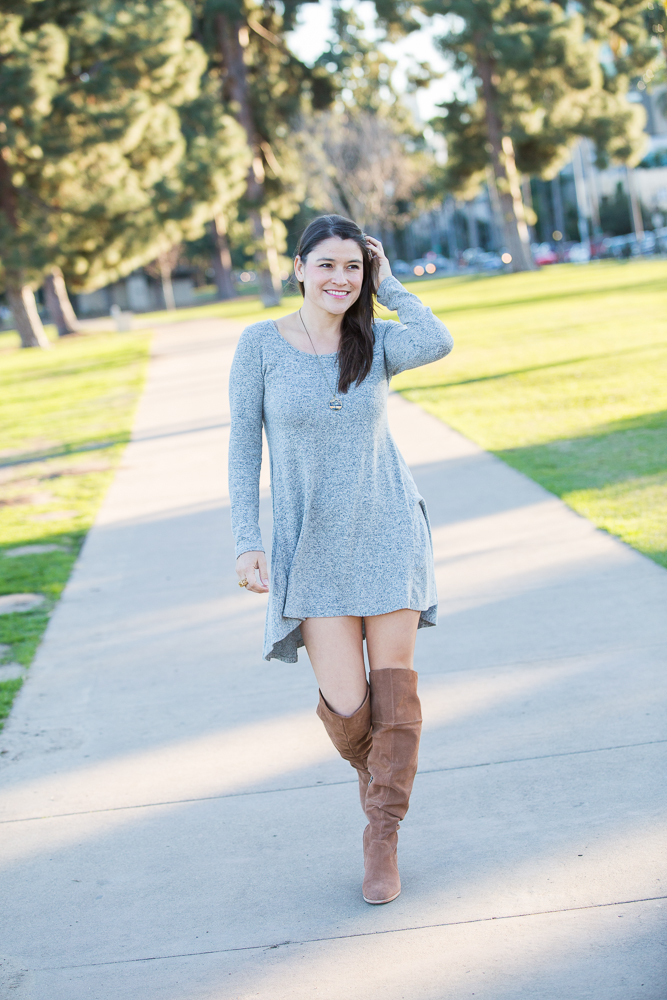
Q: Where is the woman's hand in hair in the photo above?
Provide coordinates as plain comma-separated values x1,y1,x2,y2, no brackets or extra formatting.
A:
236,551,269,594
365,236,392,290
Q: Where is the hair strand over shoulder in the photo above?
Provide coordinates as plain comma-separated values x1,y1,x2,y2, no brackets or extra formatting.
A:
295,214,379,394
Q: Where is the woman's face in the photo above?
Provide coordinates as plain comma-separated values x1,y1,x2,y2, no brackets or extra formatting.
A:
295,237,364,315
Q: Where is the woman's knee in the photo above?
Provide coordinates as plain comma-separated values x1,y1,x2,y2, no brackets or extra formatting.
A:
302,616,367,716
368,654,415,672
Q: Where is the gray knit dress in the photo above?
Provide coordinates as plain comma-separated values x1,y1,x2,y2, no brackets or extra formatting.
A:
228,275,453,662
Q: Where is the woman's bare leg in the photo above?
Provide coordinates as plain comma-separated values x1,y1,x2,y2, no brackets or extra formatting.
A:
365,608,421,671
301,616,367,716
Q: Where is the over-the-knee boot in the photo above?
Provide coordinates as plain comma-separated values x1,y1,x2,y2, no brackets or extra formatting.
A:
316,686,373,814
362,668,422,905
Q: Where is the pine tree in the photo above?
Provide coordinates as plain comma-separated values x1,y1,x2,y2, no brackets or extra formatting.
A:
0,0,248,346
0,4,72,346
56,66,249,295
372,0,660,271
641,1,667,128
188,1,335,305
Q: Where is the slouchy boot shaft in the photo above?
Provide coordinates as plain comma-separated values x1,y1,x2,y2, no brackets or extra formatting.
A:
363,667,422,904
316,686,372,812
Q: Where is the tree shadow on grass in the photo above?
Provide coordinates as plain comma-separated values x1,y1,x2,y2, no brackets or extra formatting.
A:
0,434,131,469
491,411,667,570
396,342,666,394
493,410,667,494
424,271,666,317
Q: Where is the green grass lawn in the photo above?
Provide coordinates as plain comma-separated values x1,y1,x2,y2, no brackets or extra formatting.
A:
0,326,151,726
1,257,664,725
140,260,666,567
390,260,667,568
181,260,666,567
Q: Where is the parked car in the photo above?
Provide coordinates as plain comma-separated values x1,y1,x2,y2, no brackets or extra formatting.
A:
461,247,481,265
532,243,559,265
655,226,667,253
600,230,666,258
600,235,637,258
566,242,591,263
638,232,657,254
460,248,504,270
409,259,435,276
424,252,453,270
477,251,505,270
391,259,411,275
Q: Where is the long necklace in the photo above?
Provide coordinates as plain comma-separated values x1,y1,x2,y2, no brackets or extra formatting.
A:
299,309,343,412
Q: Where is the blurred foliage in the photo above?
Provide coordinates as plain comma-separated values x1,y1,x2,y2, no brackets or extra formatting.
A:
373,0,661,194
185,1,339,299
0,1,249,295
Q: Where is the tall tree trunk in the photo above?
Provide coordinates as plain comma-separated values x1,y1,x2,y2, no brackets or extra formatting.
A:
0,155,51,347
445,196,459,259
485,165,505,249
551,175,565,239
535,179,551,242
5,271,51,349
572,142,591,248
159,256,176,310
477,55,535,272
582,140,602,240
211,215,236,299
625,165,644,240
43,266,79,336
466,201,480,248
501,136,536,269
258,206,283,305
520,177,536,244
217,13,283,306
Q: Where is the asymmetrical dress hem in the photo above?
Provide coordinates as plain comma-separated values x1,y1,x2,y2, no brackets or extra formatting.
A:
228,274,453,663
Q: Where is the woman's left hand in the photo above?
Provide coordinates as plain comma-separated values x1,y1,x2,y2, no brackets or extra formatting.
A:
365,236,393,291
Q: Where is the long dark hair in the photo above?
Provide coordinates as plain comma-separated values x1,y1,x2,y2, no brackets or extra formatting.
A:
295,214,379,394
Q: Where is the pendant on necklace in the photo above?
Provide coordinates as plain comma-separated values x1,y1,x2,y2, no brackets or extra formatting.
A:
329,397,343,412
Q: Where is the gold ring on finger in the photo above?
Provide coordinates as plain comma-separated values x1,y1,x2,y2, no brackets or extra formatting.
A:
239,578,249,588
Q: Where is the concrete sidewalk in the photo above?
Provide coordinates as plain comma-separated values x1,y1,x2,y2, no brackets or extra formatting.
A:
1,317,666,999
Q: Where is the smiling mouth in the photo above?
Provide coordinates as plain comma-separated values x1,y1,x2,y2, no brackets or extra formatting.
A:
325,289,349,298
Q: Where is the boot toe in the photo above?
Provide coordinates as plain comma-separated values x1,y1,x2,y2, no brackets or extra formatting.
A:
363,884,401,905
362,829,401,904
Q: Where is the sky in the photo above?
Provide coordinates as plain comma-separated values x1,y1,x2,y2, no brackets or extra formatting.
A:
286,0,459,122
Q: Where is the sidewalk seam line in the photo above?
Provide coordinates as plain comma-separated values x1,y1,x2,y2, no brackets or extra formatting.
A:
36,894,667,971
2,738,665,825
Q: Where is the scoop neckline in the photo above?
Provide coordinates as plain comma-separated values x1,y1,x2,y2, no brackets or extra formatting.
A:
269,319,339,358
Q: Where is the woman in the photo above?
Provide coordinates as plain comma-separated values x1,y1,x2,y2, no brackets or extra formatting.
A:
229,214,453,905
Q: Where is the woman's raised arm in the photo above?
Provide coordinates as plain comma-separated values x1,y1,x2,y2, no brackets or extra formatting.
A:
378,275,453,377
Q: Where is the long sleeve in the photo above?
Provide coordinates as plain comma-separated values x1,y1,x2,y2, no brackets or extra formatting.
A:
228,328,265,558
377,275,453,377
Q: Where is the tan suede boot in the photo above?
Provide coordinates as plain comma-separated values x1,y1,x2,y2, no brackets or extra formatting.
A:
316,686,373,814
362,668,422,905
